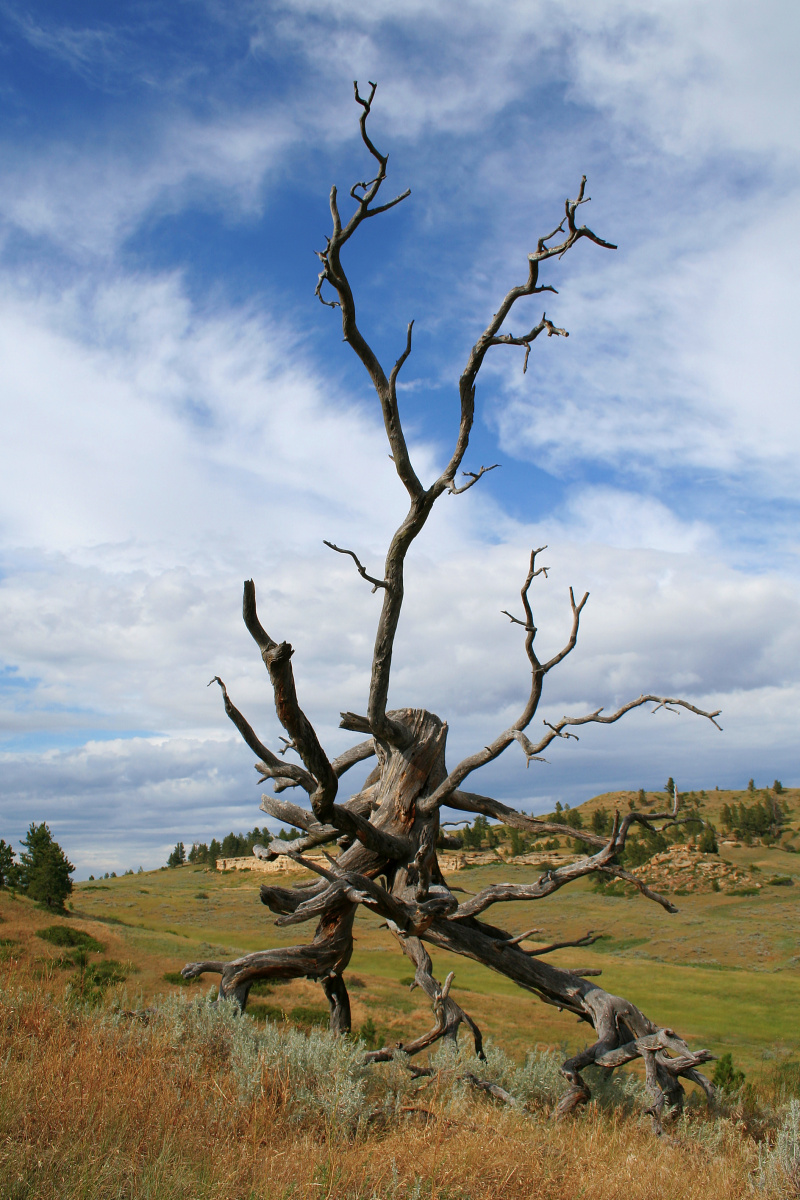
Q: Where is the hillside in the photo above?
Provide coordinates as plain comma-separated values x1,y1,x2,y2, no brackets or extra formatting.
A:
2,786,800,1198
3,786,798,1073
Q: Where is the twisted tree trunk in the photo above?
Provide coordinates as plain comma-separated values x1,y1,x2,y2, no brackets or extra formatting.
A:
183,84,722,1134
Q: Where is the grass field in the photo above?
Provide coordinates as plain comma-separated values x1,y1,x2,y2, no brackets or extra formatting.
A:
3,808,798,1076
2,790,799,1198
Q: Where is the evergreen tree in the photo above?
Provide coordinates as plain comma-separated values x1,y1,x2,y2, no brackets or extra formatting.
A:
698,825,718,854
713,1052,745,1093
509,828,526,857
0,838,19,889
167,842,186,867
18,823,74,909
591,807,612,836
221,831,243,857
664,777,675,797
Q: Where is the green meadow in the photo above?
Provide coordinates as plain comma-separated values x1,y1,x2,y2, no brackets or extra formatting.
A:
6,796,796,1081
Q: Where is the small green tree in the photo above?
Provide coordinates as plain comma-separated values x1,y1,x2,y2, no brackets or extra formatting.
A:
747,778,756,794
664,777,675,797
698,826,718,854
773,780,784,794
18,823,74,910
713,1052,745,1092
509,828,527,857
591,807,612,836
0,838,19,889
167,842,186,867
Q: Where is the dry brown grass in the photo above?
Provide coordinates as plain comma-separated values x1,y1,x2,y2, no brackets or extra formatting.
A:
0,953,760,1200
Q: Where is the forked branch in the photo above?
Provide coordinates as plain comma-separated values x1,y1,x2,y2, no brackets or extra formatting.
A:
314,85,614,743
421,548,719,810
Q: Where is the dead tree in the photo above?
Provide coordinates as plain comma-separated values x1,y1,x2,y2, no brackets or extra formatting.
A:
183,83,721,1131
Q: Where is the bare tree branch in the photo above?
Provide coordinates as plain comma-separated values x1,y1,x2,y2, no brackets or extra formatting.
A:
362,925,484,1063
314,88,616,743
331,739,376,776
489,312,568,375
419,551,588,810
516,931,602,956
240,580,339,823
424,688,720,814
208,676,316,794
323,540,388,592
447,464,499,495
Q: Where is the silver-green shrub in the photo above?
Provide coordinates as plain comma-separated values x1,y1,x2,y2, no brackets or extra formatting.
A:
756,1098,800,1196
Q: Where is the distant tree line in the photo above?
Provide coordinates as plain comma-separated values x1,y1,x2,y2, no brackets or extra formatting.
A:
720,793,788,843
164,775,791,869
0,823,74,910
167,825,302,868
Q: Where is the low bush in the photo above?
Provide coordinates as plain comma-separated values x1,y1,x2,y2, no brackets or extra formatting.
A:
163,970,201,986
757,1098,800,1196
36,925,104,953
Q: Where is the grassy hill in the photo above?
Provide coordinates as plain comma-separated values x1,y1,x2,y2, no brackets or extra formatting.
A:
2,786,799,1198
3,788,798,1072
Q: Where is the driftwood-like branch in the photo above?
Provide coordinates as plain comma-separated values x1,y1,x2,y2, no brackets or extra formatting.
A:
240,580,339,823
420,545,721,812
489,312,568,375
362,924,484,1063
445,789,606,849
424,693,721,813
451,836,633,919
419,552,587,811
209,676,316,794
518,931,602,957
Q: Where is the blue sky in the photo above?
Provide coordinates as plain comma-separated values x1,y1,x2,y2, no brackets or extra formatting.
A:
1,1,798,875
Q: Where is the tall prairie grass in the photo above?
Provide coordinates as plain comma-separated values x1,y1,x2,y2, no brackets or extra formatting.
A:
0,958,778,1200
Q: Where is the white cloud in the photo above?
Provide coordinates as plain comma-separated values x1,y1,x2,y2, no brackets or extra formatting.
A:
1,0,798,875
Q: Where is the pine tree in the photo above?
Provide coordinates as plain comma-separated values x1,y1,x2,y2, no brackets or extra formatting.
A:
0,838,19,889
18,823,74,909
167,842,186,867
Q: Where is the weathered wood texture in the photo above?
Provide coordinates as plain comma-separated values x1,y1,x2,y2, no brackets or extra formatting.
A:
183,84,722,1132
